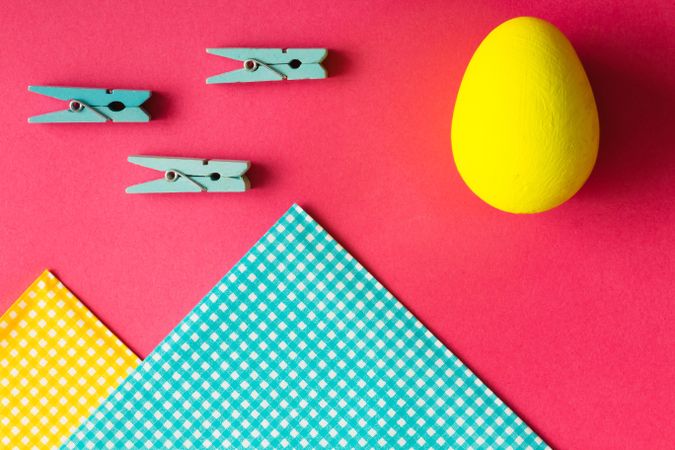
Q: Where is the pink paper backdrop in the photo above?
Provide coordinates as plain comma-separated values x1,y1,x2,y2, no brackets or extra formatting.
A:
1,1,673,448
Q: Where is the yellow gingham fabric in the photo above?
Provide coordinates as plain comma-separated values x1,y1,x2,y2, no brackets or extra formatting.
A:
0,270,140,450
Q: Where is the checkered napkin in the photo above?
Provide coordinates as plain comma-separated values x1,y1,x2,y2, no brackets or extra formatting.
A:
0,270,140,450
64,205,547,449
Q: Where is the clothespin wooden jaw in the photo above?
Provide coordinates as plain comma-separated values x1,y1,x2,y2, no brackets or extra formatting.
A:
28,86,151,123
126,156,250,194
206,48,328,84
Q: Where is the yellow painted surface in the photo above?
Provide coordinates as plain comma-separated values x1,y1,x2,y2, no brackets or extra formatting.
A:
0,271,140,449
451,17,599,213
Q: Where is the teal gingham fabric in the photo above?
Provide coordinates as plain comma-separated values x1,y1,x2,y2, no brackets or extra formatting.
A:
64,205,548,449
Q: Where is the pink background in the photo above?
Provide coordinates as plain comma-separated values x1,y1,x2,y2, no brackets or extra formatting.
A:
1,1,673,448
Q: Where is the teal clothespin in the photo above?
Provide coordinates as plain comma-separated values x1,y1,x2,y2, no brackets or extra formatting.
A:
28,86,151,123
126,156,250,194
206,48,327,84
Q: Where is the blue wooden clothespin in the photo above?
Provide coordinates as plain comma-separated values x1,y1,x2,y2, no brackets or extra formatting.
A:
28,86,151,123
206,48,327,84
126,156,250,194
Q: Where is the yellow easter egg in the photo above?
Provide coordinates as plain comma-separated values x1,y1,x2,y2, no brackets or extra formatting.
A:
451,17,599,214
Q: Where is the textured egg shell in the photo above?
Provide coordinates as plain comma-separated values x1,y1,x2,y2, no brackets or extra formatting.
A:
451,17,599,214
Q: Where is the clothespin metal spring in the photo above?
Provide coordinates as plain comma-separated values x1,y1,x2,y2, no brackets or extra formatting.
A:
243,58,301,80
68,99,111,122
164,169,207,192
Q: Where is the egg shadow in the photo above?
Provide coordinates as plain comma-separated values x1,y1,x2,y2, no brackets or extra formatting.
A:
574,48,675,202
